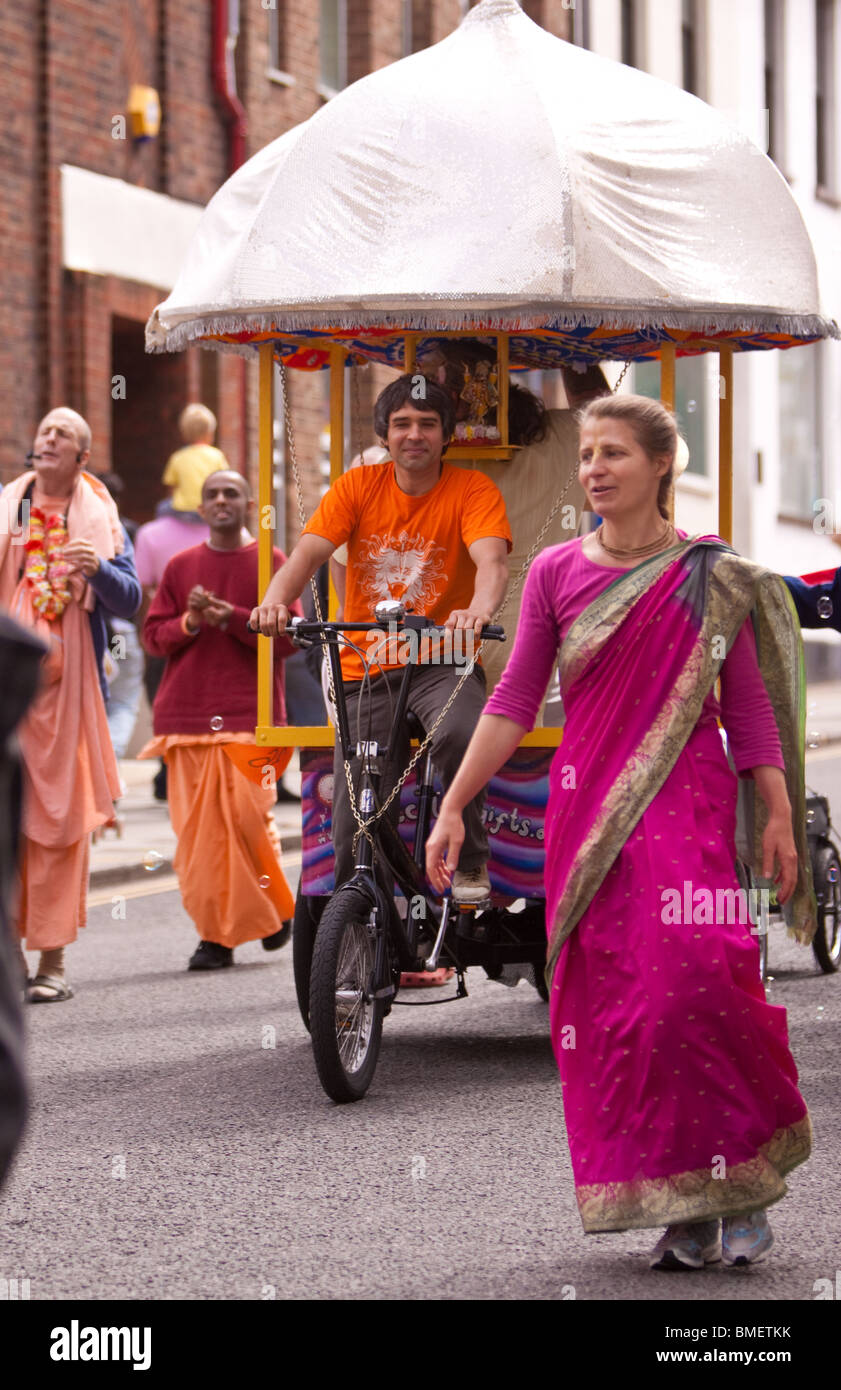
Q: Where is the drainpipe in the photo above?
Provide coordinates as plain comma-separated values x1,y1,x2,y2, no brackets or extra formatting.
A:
212,0,247,174
212,0,248,471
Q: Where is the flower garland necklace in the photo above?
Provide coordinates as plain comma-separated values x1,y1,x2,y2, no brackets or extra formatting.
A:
24,507,73,620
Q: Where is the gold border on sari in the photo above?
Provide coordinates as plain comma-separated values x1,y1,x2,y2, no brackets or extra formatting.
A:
576,1114,812,1233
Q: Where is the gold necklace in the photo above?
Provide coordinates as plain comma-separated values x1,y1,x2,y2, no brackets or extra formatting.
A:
596,519,675,559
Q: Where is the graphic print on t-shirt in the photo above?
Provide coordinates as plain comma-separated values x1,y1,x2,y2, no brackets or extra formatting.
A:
355,530,448,612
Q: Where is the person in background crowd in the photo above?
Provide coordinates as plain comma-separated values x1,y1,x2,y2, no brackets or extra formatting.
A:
99,473,144,762
142,471,301,971
162,403,229,516
0,408,141,1002
783,566,841,632
135,471,212,802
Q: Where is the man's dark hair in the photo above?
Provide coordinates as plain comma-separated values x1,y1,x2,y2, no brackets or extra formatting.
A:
373,374,456,442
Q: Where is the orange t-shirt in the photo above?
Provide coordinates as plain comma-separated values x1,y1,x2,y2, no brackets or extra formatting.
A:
304,461,512,682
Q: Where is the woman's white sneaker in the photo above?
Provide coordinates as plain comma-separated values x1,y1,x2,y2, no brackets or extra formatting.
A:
721,1211,774,1266
649,1220,721,1270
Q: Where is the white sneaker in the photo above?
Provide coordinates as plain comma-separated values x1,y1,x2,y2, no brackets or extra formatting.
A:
722,1211,774,1266
649,1220,722,1270
452,864,491,905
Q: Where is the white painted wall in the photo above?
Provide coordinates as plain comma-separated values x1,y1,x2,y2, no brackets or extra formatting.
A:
587,0,841,616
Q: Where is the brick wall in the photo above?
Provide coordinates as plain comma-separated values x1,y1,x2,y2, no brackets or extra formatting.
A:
1,1,571,506
0,5,41,476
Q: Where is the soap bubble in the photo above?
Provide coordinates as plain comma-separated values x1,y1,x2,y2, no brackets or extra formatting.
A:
210,715,224,732
258,875,271,889
687,399,697,413
142,850,164,872
817,595,833,620
827,862,839,884
807,731,821,749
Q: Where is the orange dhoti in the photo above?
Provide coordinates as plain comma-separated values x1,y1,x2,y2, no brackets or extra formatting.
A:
18,836,91,951
152,738,295,949
16,604,120,950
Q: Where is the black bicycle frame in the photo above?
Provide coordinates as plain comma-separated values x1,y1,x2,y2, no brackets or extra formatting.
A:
317,620,445,974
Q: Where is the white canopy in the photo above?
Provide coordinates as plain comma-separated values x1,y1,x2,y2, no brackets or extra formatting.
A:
147,0,835,361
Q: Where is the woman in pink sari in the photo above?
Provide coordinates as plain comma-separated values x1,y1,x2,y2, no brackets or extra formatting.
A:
426,394,813,1272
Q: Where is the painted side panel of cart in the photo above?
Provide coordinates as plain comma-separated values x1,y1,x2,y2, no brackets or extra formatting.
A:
299,746,553,898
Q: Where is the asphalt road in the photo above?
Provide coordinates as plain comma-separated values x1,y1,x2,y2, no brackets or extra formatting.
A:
3,751,840,1303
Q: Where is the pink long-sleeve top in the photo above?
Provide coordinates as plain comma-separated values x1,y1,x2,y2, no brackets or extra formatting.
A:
484,537,784,774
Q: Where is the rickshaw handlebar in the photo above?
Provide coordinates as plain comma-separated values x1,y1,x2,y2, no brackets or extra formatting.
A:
248,616,506,641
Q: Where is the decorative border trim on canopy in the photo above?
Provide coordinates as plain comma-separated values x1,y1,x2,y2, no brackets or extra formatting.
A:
146,305,837,369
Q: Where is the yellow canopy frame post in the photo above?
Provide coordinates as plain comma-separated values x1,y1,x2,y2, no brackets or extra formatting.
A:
659,340,676,409
718,345,734,544
327,344,345,620
404,333,417,375
257,341,275,734
255,336,335,750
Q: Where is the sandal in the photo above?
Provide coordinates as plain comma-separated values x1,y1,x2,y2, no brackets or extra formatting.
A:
27,974,74,1004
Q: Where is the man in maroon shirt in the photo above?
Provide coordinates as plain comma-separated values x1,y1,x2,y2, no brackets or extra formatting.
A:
142,472,301,970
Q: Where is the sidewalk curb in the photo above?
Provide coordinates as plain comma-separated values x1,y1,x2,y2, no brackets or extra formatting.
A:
89,732,841,892
89,833,304,891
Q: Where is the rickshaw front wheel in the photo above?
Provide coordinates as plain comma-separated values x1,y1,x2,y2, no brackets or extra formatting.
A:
292,887,325,1031
309,887,385,1103
812,844,841,974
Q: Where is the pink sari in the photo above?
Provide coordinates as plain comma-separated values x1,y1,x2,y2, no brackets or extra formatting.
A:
545,540,813,1232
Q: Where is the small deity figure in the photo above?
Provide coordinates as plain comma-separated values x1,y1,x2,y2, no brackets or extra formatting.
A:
459,358,499,424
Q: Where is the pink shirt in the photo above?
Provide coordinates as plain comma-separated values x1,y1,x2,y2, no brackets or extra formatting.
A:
134,515,210,588
485,537,784,774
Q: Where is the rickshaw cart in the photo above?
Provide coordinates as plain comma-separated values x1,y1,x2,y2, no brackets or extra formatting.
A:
147,0,837,1101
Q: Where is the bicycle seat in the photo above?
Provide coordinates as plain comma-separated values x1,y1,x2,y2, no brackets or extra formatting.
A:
405,710,427,741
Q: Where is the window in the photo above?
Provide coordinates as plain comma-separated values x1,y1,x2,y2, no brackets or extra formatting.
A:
816,0,837,192
779,346,822,520
406,0,432,53
634,357,708,478
681,0,701,95
763,0,785,165
621,0,638,68
319,0,347,97
572,0,590,49
268,2,292,82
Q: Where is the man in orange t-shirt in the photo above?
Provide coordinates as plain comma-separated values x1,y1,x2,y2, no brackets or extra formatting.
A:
252,374,512,904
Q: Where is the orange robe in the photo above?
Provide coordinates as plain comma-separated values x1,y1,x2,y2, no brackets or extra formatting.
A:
0,476,122,949
142,734,294,948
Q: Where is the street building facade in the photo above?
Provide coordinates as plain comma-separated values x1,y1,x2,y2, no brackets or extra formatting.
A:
2,0,838,681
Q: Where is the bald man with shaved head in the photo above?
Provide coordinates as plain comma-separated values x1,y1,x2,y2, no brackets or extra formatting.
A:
142,471,302,970
0,406,141,1001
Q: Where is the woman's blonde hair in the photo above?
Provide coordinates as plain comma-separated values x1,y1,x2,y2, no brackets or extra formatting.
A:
577,393,678,520
179,403,217,443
